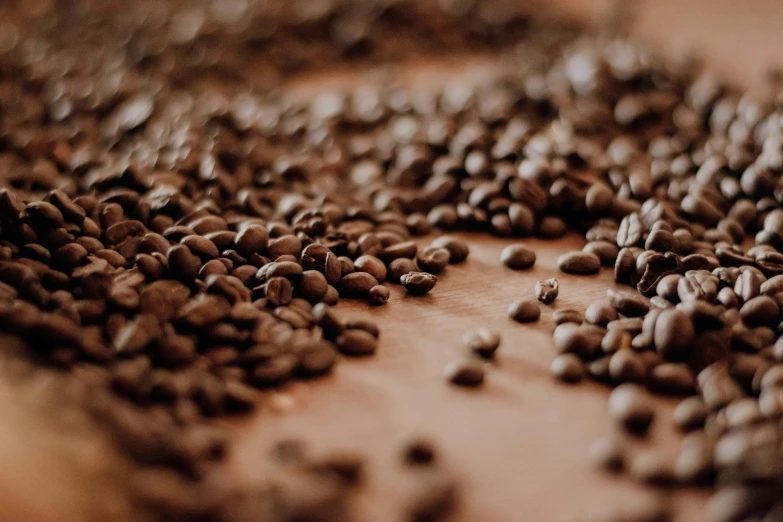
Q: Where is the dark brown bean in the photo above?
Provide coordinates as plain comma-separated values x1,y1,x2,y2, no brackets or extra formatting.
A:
430,236,469,264
340,272,379,297
400,272,437,296
558,251,601,275
463,328,501,358
551,354,584,383
444,360,484,387
500,244,536,270
336,329,378,356
534,278,558,304
508,299,540,323
416,246,450,275
608,384,655,436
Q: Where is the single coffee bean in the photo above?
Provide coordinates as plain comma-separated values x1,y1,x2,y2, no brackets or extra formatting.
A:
368,285,390,306
739,295,779,328
558,251,600,275
388,258,417,283
508,298,540,323
672,397,709,432
553,308,583,325
608,384,655,436
582,241,619,266
534,278,559,304
607,289,650,317
653,308,695,361
340,272,379,297
617,213,643,247
353,254,387,283
550,354,584,383
609,350,647,384
585,301,618,327
444,359,485,387
500,244,536,270
298,270,329,303
614,247,636,284
416,246,450,275
734,269,762,304
629,451,674,486
336,329,378,356
601,328,632,355
430,236,469,263
400,272,437,296
403,436,437,465
588,436,625,473
648,363,695,394
553,323,604,359
463,328,501,358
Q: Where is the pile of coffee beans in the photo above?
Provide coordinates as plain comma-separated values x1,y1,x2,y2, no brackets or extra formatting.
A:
2,0,783,520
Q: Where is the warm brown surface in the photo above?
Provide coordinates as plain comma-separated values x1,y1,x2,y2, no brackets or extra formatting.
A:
227,3,783,521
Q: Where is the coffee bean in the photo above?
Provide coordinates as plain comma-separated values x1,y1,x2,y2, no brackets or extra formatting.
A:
608,384,655,436
609,350,647,384
298,271,329,303
266,277,293,307
388,258,417,284
508,298,540,323
551,354,584,383
463,328,500,358
552,323,604,359
416,247,450,275
617,213,643,248
445,359,484,387
430,236,469,264
585,301,618,327
403,436,437,465
614,247,637,284
589,436,625,473
739,295,779,328
672,397,708,432
648,363,695,394
735,269,762,304
400,272,437,296
607,289,650,317
558,251,600,275
534,278,558,304
583,241,619,266
500,244,536,270
340,272,379,297
553,308,583,325
368,285,390,306
354,255,387,283
336,329,378,356
653,308,695,361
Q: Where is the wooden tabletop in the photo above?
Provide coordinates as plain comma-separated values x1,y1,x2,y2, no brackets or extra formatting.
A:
228,2,783,520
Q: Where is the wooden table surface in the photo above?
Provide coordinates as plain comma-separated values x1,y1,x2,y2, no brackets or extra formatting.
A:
227,2,783,520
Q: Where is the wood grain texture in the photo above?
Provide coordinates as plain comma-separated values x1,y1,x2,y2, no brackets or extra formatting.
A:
226,2,783,520
231,234,707,522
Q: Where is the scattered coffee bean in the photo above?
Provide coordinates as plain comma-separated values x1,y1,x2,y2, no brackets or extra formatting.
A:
553,308,584,325
463,328,501,358
551,354,584,383
445,360,485,387
608,384,655,436
430,236,469,264
500,244,536,270
535,278,559,304
368,285,390,306
558,251,601,275
508,299,540,323
401,272,437,296
589,436,625,473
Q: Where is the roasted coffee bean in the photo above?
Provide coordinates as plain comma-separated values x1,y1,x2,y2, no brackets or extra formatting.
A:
614,247,637,284
463,328,501,359
607,289,650,317
500,244,536,270
734,269,762,304
649,363,695,394
558,251,601,275
340,272,379,297
298,271,329,303
552,323,604,359
403,436,437,465
388,258,418,284
653,308,695,361
629,451,675,486
508,299,540,323
585,301,618,327
430,236,469,264
266,277,293,307
739,295,779,328
336,329,378,357
608,384,655,436
672,397,709,432
550,353,584,383
354,255,387,283
553,308,584,325
589,436,625,473
617,213,644,248
583,241,619,266
400,272,437,296
601,328,632,355
416,247,450,275
368,285,390,306
444,359,484,387
534,278,558,304
609,350,647,384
